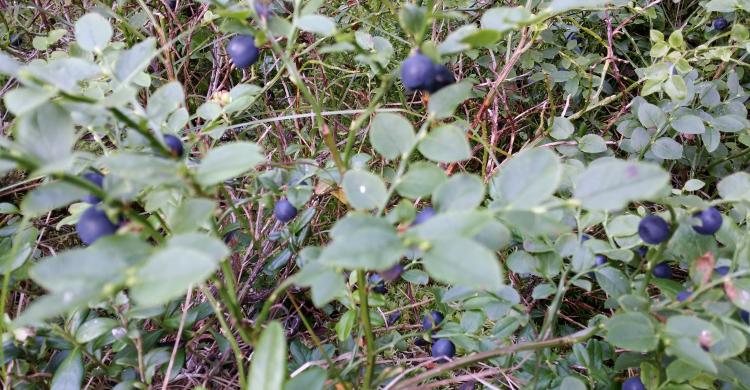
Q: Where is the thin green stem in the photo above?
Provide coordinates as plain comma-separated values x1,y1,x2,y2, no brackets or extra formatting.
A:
200,285,248,390
357,270,375,390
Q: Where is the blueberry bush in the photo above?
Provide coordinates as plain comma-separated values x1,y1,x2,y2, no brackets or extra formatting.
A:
1,0,750,389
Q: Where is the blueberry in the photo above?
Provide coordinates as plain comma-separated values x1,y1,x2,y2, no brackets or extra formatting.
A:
431,339,455,361
425,64,455,93
163,134,184,158
638,215,670,245
9,33,21,48
741,310,749,324
167,0,177,10
636,246,648,258
76,206,118,245
716,266,730,276
422,310,444,331
370,274,387,294
459,381,476,390
386,310,401,326
399,53,435,91
379,263,404,282
676,290,691,302
622,376,646,390
227,35,260,69
413,207,436,225
594,255,607,267
580,234,591,242
692,207,722,235
713,17,729,31
652,262,672,279
82,172,104,204
274,199,297,222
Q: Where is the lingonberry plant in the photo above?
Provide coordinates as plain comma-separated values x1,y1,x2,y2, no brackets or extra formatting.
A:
0,0,749,389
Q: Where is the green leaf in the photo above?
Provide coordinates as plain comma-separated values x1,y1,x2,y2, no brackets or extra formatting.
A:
532,283,555,299
16,102,75,165
396,161,447,198
637,101,666,129
664,75,687,101
75,318,118,343
718,172,750,201
168,198,215,234
651,137,683,160
51,349,83,390
548,0,614,13
130,247,220,307
560,377,587,390
412,210,492,240
369,113,415,160
574,159,669,211
550,116,574,140
428,82,473,119
30,235,150,293
248,321,287,390
294,263,345,307
667,338,717,373
711,114,748,133
196,142,265,186
417,124,471,163
147,81,184,123
319,218,404,270
74,13,112,51
342,170,387,210
433,173,485,212
595,267,629,299
606,312,658,352
398,4,427,41
671,114,705,134
114,38,157,84
21,182,87,218
579,134,607,153
489,148,561,209
335,310,356,342
3,86,56,116
284,367,326,390
423,237,502,290
480,7,534,32
296,14,336,36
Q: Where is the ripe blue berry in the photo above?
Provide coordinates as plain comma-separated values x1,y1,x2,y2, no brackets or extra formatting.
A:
622,376,646,390
413,207,436,225
636,246,648,258
594,255,607,267
82,172,104,204
638,215,670,244
580,234,591,242
676,290,691,302
163,134,184,158
422,311,444,331
713,17,729,31
652,262,672,279
400,53,435,91
227,35,260,69
425,64,455,93
167,0,177,10
432,339,455,361
274,199,297,222
387,310,401,326
370,274,387,294
9,33,21,48
716,266,730,276
379,263,404,282
692,207,722,235
76,206,118,245
741,310,749,324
